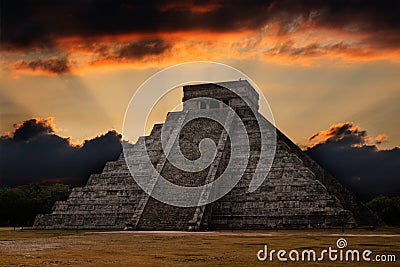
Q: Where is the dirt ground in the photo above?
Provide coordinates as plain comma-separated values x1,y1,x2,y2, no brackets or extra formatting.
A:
0,227,399,266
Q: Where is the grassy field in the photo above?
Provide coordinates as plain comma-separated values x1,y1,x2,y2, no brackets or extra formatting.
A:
0,227,399,266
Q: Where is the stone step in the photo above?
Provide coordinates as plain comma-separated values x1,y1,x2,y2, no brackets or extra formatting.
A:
126,110,189,229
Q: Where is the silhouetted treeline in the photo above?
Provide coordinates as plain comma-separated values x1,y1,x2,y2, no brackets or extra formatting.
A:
366,196,400,226
0,183,71,228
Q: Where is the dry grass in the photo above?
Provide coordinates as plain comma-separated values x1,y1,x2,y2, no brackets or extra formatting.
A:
0,227,399,266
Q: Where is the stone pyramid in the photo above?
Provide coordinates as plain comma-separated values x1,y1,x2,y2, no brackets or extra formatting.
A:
34,80,382,230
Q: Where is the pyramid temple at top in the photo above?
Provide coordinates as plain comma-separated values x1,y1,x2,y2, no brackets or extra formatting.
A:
34,80,382,230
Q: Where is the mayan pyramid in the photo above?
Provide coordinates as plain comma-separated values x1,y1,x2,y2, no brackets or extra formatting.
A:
34,80,382,230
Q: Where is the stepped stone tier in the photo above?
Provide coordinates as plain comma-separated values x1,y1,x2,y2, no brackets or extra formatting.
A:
34,80,382,230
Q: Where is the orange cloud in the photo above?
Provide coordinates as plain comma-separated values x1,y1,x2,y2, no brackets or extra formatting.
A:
375,133,389,144
307,122,370,148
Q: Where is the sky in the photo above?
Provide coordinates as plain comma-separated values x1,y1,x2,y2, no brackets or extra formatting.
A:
0,0,399,198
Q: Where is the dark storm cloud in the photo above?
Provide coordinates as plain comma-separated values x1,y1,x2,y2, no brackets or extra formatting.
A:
13,58,71,74
92,39,172,62
0,118,122,187
2,0,399,49
267,41,353,57
0,0,270,49
118,39,171,59
12,118,55,142
305,122,400,200
271,0,400,33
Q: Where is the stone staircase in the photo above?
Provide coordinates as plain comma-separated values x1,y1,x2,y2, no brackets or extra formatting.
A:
125,111,188,229
129,109,235,230
188,109,236,230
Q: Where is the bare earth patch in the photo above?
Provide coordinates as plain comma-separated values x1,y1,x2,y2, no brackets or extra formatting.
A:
0,228,399,266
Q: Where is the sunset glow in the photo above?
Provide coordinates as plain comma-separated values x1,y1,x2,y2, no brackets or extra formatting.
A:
1,1,399,184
